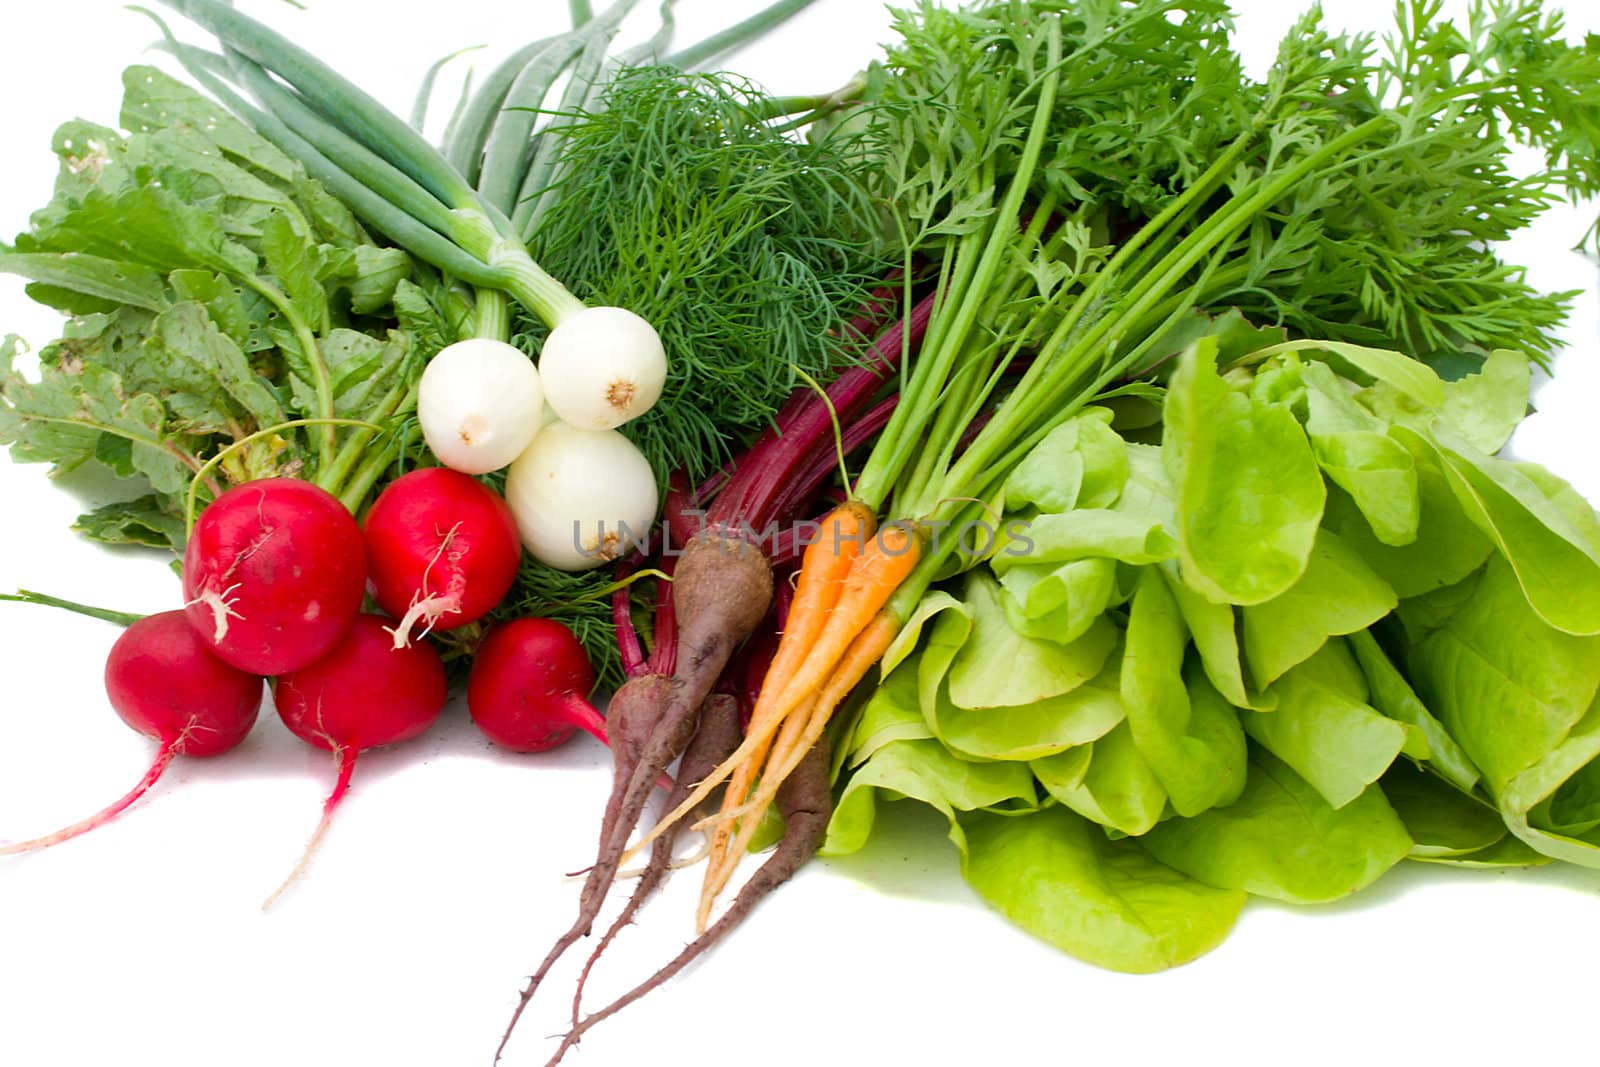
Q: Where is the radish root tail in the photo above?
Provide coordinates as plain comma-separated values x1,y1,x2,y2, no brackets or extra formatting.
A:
0,743,177,855
384,592,461,649
262,745,358,910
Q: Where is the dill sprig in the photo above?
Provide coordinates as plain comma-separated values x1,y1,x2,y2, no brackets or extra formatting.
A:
515,67,891,486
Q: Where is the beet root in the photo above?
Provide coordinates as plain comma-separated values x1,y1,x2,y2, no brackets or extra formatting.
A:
570,693,744,1026
548,737,832,1066
498,532,774,1056
668,529,773,703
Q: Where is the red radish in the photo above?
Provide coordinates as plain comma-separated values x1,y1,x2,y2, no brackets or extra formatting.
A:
265,613,447,906
1,611,262,855
468,618,605,752
182,478,367,675
363,467,522,648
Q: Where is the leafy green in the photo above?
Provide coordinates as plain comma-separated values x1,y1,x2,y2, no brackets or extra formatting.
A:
826,0,1600,974
1121,569,1247,816
1240,529,1397,688
1417,427,1600,636
822,735,1038,858
932,654,1126,763
1348,629,1479,793
1033,723,1167,838
998,558,1120,646
944,573,1118,710
1162,565,1269,710
1245,643,1408,810
1164,337,1325,604
0,252,171,313
1499,697,1600,867
0,332,192,495
961,805,1245,974
914,581,1123,761
1409,834,1551,870
840,661,934,771
1434,349,1531,455
72,495,187,549
1,66,436,547
1301,361,1419,546
1409,556,1600,794
1380,762,1505,860
1142,749,1412,903
1321,440,1493,599
1004,408,1128,514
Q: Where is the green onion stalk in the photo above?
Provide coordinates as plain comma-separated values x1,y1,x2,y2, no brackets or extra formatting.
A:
149,0,828,345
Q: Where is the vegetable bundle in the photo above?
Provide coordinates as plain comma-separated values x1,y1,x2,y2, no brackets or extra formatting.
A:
1,0,1599,1061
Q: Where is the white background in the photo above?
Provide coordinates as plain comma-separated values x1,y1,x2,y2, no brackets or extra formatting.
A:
2,2,1598,1065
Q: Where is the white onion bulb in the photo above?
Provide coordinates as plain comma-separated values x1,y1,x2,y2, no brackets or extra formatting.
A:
504,422,659,571
539,306,667,430
417,339,545,474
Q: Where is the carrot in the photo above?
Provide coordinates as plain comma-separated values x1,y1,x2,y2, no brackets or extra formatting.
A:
762,501,877,695
694,690,817,931
764,521,921,726
695,611,900,923
619,514,915,866
696,502,872,897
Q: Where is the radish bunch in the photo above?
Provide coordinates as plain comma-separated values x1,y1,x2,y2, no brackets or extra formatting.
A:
416,327,665,572
3,471,611,898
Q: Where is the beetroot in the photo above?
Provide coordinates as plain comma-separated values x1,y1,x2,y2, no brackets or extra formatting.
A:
570,693,744,1026
552,738,832,1064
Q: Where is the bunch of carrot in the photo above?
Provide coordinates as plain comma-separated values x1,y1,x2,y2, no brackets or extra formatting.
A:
627,502,919,925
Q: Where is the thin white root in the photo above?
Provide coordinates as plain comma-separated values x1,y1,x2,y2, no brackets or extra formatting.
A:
383,523,466,648
669,836,711,871
383,593,459,649
187,583,243,643
612,831,711,879
262,808,334,911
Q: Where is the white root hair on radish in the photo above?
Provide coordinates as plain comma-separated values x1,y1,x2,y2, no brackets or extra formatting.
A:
382,522,467,649
172,717,221,749
187,582,244,642
186,518,278,641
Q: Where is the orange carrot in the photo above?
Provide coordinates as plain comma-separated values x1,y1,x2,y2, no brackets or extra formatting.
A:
764,522,921,725
689,531,918,910
695,692,817,931
697,502,875,887
618,503,876,864
764,500,877,699
694,611,901,925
